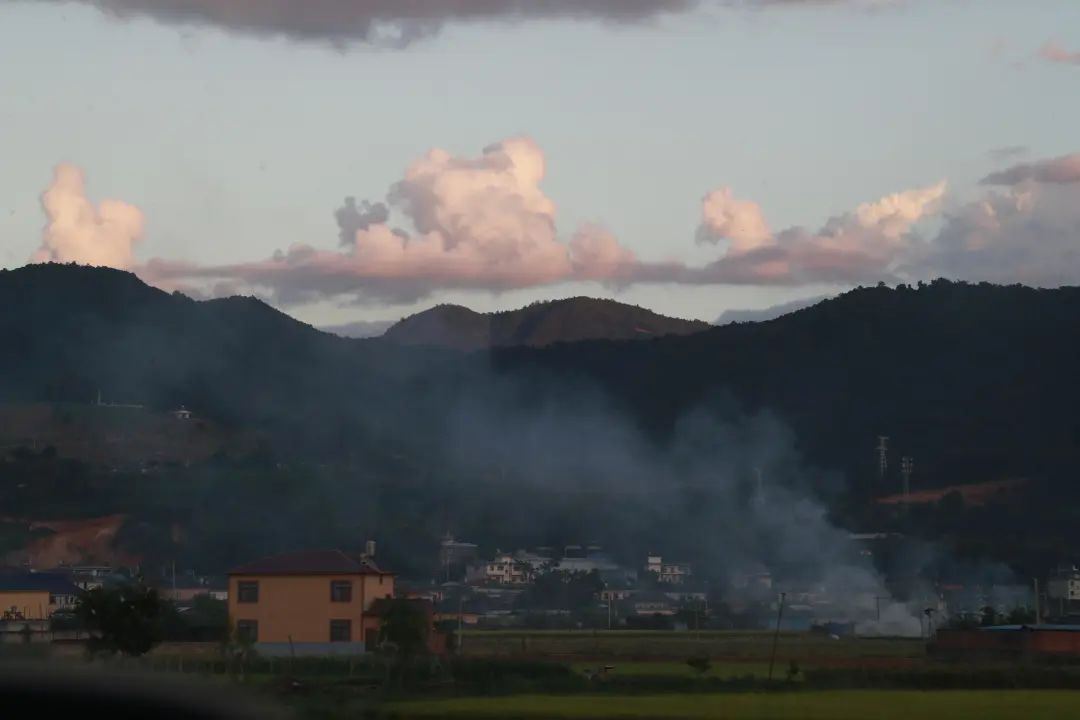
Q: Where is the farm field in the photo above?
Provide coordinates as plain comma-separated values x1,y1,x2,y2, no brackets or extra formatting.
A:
458,629,925,665
390,690,1080,719
571,660,774,679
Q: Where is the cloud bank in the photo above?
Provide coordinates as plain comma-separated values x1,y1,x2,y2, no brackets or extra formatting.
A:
31,144,1080,305
981,153,1080,187
690,182,947,285
24,1,905,47
142,137,636,303
31,164,144,270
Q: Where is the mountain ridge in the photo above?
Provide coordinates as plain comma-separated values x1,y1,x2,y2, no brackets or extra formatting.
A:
381,296,711,350
4,265,1080,576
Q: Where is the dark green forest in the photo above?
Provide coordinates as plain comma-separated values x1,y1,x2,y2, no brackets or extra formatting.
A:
2,264,1079,581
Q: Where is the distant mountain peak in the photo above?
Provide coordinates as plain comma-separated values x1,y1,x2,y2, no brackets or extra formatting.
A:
381,297,709,350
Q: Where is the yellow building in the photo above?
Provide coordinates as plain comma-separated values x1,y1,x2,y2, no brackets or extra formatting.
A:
0,571,81,620
227,549,394,656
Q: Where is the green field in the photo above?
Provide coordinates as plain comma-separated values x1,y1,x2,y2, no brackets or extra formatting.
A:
459,630,923,663
571,660,774,679
390,690,1080,719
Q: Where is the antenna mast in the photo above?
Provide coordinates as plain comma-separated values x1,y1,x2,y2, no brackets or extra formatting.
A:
901,456,914,503
876,436,889,483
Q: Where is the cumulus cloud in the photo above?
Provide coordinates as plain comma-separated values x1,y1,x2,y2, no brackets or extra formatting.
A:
981,153,1080,187
685,181,946,285
31,164,144,269
335,197,389,247
30,0,695,47
145,137,637,303
697,188,772,253
914,181,1080,287
1039,41,1080,65
37,146,1080,307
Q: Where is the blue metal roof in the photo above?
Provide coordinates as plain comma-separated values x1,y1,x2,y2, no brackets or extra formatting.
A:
0,572,81,595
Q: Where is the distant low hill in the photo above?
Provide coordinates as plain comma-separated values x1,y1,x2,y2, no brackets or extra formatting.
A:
320,319,395,339
715,295,832,325
381,297,711,350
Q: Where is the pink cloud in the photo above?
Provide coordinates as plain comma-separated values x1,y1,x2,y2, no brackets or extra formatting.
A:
144,138,636,303
31,164,144,270
687,181,946,285
1039,41,1080,65
37,145,1080,307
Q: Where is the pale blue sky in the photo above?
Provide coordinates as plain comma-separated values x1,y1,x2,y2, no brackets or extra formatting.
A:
1,1,1078,324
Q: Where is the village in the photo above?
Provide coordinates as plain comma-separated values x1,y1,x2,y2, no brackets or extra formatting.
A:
3,529,1078,658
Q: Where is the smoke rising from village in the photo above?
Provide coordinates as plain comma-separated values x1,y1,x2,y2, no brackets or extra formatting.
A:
429,374,930,635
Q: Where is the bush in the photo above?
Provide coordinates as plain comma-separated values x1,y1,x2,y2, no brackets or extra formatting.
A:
686,656,712,674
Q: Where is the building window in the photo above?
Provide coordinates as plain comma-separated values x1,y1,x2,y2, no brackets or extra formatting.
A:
330,619,352,642
236,620,258,643
237,581,259,603
330,580,353,602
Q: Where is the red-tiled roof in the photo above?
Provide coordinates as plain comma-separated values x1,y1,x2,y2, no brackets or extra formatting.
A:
877,479,1027,507
227,549,389,576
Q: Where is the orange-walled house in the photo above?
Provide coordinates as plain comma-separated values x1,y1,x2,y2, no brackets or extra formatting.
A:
227,549,394,656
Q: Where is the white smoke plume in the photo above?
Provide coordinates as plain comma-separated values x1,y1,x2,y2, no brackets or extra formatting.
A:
31,164,144,270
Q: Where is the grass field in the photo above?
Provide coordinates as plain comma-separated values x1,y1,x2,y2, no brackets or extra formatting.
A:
571,660,774,679
390,690,1080,719
459,630,924,664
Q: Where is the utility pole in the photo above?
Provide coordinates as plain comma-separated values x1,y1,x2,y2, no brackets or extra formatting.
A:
768,592,787,683
457,593,465,653
1034,578,1041,625
924,608,937,638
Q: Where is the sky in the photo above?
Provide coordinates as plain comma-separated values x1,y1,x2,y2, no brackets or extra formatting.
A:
1,0,1079,326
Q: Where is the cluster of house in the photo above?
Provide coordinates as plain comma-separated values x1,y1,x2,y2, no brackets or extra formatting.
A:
418,538,712,627
6,535,1080,654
